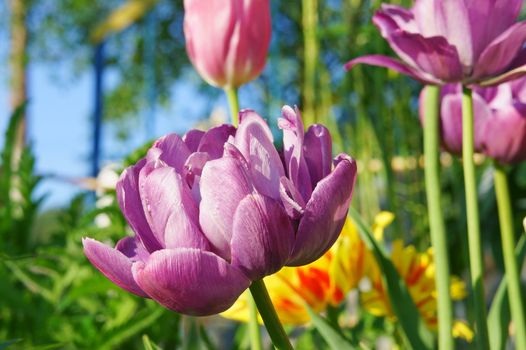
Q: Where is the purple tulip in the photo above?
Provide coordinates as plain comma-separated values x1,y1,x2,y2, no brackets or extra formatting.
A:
83,106,357,316
183,0,271,88
419,79,526,164
346,0,526,86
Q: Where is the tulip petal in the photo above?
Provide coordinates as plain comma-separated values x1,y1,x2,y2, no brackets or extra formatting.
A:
83,238,147,297
115,236,150,262
413,0,474,67
373,8,464,82
477,63,526,87
304,124,332,187
197,124,236,160
345,55,441,85
279,177,306,220
183,129,205,153
378,4,417,33
152,133,191,173
431,85,490,155
139,166,209,251
116,160,162,252
234,110,285,199
183,151,209,189
226,0,271,87
483,104,526,164
133,248,251,316
199,152,253,259
388,31,463,82
473,22,526,82
231,194,294,280
278,106,312,202
288,155,357,266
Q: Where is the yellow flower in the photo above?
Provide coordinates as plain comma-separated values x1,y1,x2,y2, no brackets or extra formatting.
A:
330,212,393,296
361,239,472,340
222,216,370,325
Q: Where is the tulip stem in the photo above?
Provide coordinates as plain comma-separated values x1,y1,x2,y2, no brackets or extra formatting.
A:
248,294,263,350
224,87,239,127
225,85,261,349
461,87,489,350
493,163,526,350
423,85,453,350
249,279,294,350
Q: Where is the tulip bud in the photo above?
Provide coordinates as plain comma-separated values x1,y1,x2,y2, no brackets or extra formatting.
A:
183,0,271,88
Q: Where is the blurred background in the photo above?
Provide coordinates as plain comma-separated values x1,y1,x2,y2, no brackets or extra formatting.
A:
1,0,525,349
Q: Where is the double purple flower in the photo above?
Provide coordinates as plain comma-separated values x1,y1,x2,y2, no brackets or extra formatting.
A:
83,106,357,316
420,79,526,164
347,0,526,86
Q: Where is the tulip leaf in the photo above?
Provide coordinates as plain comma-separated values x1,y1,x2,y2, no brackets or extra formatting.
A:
199,325,216,350
142,335,162,350
488,235,526,350
305,304,356,350
183,318,215,350
348,207,435,350
99,307,164,349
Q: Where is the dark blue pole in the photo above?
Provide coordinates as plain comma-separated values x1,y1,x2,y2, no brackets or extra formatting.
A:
92,42,104,178
144,9,157,141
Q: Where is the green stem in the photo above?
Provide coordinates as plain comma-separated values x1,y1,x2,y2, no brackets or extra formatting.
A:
224,86,262,350
249,279,294,350
461,87,489,349
493,163,526,349
224,87,239,126
423,85,454,350
248,295,263,350
301,0,318,126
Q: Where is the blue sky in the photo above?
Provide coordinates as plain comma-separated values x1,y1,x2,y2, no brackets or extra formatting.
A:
0,54,227,209
0,56,270,209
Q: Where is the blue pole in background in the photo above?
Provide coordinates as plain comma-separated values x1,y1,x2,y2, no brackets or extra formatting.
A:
92,42,104,178
144,8,157,141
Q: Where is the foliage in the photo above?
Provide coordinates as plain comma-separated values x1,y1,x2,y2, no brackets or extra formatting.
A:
0,104,44,254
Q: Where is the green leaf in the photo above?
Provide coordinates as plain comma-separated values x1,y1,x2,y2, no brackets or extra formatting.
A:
142,335,162,350
349,207,435,350
98,307,164,349
182,318,201,350
305,304,356,350
488,235,526,350
199,325,216,350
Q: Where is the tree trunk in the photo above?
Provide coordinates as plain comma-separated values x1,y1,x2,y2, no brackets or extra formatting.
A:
9,0,28,163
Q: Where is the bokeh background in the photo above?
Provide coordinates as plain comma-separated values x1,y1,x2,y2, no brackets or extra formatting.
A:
1,0,526,349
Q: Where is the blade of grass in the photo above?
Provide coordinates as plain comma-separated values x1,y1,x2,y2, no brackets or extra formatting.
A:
305,304,356,350
349,207,434,350
488,235,526,350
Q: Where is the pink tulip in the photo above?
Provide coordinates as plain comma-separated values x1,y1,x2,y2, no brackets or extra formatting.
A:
346,0,526,86
183,0,271,88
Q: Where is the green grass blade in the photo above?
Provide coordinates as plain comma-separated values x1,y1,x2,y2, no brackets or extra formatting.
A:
488,235,526,350
305,304,356,350
349,207,434,350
